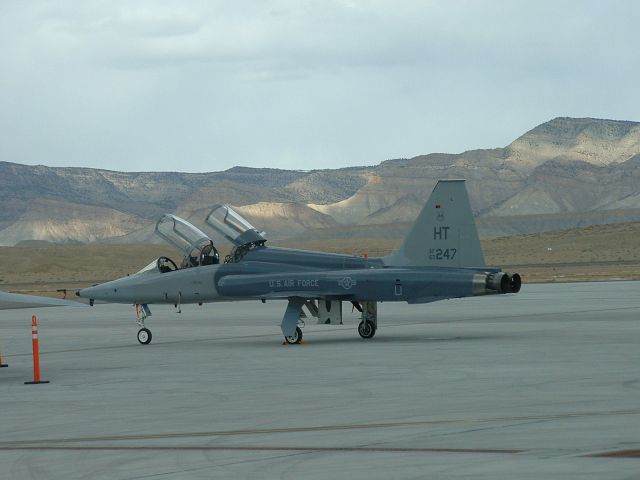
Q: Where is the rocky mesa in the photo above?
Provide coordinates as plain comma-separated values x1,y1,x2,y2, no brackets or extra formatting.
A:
1,116,639,246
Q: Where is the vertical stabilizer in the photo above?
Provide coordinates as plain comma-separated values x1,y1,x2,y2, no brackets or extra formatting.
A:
383,180,485,268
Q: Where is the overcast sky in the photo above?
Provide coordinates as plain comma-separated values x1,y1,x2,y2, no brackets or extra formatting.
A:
0,1,638,172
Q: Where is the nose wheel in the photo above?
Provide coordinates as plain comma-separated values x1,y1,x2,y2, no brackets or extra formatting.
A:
135,304,153,345
137,328,152,345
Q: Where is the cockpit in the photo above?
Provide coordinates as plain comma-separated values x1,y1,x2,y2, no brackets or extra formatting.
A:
137,215,220,275
137,206,266,275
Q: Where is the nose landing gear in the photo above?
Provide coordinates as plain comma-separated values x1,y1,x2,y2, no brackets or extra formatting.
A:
137,328,152,344
135,304,153,345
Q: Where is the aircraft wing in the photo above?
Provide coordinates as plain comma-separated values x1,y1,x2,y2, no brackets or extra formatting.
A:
0,291,86,310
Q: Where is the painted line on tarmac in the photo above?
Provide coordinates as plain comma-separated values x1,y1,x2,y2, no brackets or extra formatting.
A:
0,444,524,455
2,407,639,447
585,449,640,458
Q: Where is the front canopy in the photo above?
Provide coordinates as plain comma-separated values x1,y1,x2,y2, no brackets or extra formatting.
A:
155,214,219,268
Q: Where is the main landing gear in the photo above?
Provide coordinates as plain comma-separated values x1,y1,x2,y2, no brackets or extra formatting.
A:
358,320,376,339
284,326,303,345
357,301,378,340
135,304,153,345
281,298,379,343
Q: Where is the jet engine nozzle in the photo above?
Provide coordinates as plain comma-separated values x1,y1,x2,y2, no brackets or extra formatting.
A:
486,272,509,293
486,272,522,294
509,273,522,293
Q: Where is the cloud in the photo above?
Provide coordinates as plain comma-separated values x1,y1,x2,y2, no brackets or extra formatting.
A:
0,1,638,172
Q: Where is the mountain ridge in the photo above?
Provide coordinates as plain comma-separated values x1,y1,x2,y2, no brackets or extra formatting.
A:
1,116,639,246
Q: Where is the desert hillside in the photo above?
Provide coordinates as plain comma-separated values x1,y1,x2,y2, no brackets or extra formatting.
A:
1,117,640,246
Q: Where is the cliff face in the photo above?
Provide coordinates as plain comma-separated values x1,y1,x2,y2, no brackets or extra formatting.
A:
1,117,640,246
505,117,640,168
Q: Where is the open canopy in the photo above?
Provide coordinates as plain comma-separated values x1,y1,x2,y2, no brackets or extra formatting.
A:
204,204,266,247
154,214,219,268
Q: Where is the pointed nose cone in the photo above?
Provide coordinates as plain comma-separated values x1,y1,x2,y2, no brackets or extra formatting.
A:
77,274,142,304
77,284,112,301
78,277,132,302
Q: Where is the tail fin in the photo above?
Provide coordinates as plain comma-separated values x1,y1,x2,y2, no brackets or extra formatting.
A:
384,180,485,268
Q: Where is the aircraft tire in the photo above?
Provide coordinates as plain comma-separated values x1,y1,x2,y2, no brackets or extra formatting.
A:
284,327,303,345
137,328,152,345
358,321,376,339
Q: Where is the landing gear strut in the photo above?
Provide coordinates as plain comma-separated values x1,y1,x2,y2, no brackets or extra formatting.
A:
358,301,378,339
281,298,306,345
135,304,153,345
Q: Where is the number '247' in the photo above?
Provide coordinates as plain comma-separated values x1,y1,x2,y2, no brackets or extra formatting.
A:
429,248,457,260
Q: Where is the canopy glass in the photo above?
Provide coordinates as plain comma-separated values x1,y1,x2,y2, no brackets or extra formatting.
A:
204,204,266,247
155,214,219,268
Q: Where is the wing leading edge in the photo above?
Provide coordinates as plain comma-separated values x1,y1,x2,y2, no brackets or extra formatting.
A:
0,291,85,310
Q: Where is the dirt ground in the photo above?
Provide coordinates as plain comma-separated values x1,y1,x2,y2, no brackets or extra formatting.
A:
1,222,639,297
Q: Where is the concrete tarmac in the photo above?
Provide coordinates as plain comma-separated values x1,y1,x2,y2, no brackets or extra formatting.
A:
1,281,639,479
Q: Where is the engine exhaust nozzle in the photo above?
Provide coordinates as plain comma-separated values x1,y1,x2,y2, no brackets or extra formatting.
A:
486,272,522,294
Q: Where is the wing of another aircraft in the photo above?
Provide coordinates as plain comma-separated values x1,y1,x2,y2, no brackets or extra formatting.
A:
0,291,85,310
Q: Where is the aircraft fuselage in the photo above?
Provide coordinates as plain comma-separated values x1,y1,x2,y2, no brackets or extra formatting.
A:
78,246,506,306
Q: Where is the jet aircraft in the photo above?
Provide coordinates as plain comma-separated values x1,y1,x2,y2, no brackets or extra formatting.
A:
78,180,521,344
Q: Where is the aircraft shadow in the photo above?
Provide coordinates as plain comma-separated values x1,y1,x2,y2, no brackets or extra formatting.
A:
235,332,514,348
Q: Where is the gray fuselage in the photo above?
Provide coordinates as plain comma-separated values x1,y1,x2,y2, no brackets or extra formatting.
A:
78,246,503,306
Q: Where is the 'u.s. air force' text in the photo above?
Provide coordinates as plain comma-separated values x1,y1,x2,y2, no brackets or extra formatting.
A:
269,279,319,288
